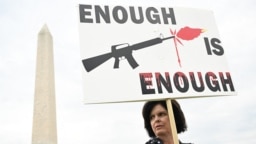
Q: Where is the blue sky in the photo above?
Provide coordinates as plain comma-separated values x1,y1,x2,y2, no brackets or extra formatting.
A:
0,0,256,143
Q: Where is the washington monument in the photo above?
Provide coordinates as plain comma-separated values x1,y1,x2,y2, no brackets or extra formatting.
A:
32,24,57,144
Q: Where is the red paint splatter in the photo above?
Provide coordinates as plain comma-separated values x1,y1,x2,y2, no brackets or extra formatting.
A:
170,26,205,67
177,26,205,40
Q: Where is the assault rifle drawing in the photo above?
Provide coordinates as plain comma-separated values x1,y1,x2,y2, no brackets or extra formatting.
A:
82,35,175,72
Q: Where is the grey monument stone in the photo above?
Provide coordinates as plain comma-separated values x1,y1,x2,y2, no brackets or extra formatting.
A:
32,24,57,144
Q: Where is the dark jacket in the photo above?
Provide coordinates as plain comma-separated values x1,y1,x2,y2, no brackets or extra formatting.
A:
146,137,192,144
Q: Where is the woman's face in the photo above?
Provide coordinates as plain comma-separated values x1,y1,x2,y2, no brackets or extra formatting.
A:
150,104,171,137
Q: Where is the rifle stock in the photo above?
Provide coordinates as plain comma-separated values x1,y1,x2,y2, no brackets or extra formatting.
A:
82,52,113,72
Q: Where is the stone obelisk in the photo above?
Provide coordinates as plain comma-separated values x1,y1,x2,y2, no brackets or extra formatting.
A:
32,24,57,144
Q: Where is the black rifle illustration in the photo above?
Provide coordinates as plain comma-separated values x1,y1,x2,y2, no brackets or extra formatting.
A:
82,36,175,72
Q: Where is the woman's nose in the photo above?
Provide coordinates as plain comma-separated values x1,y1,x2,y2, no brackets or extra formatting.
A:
155,116,160,122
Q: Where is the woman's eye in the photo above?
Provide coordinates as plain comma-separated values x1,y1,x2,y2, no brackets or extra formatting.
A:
159,112,166,116
150,115,155,120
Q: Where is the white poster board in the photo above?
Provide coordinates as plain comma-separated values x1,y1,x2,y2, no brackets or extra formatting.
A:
79,4,236,104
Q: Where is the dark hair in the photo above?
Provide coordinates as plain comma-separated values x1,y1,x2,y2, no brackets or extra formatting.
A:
142,100,187,137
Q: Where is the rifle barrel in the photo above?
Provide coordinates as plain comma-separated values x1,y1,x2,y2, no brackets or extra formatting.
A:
132,36,174,51
162,36,175,41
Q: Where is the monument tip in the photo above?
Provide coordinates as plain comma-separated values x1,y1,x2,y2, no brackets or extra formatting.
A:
39,24,51,34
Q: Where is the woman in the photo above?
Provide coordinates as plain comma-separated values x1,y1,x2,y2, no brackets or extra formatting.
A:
142,100,192,144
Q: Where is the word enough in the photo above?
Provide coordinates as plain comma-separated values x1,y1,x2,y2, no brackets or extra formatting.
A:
139,71,235,94
79,4,176,24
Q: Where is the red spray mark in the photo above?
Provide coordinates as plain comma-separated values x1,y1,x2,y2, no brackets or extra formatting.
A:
177,26,205,40
170,26,205,67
